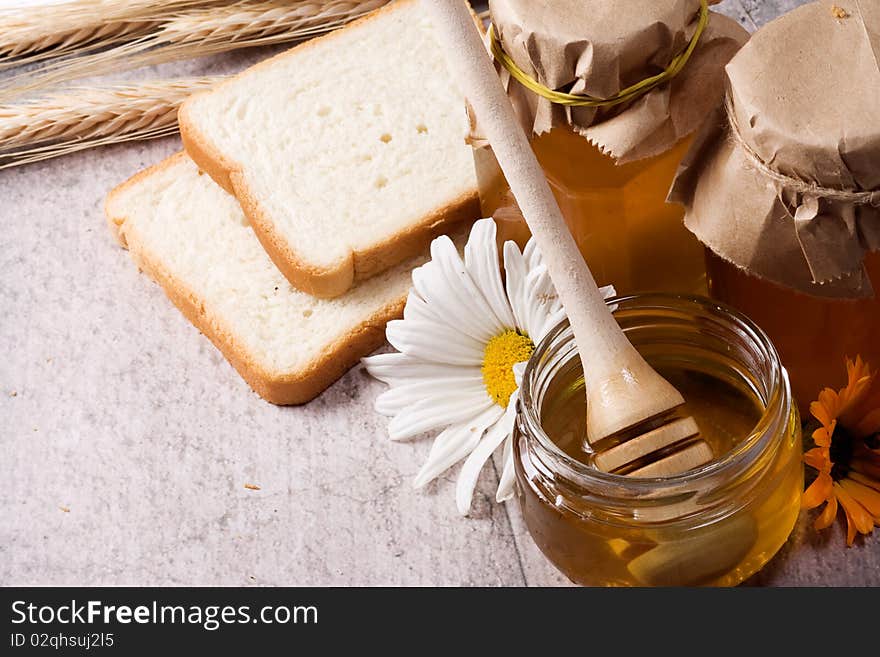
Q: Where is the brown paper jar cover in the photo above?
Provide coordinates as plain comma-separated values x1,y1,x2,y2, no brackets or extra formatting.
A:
489,0,748,163
669,0,880,299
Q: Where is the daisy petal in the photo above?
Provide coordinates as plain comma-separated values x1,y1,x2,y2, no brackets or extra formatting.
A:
428,235,505,341
386,318,485,366
522,263,560,340
411,260,488,340
464,219,516,329
538,308,568,343
362,352,481,386
601,285,619,314
495,371,524,503
523,237,542,270
401,286,499,346
409,241,493,344
388,395,495,441
402,290,447,325
496,437,517,503
413,406,504,488
503,241,530,333
455,395,518,515
375,379,487,416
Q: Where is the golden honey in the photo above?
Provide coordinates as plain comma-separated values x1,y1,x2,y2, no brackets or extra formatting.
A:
514,295,803,586
480,127,705,295
549,364,762,473
707,251,880,414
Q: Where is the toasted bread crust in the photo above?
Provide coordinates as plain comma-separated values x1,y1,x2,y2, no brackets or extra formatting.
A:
178,0,479,299
106,152,407,405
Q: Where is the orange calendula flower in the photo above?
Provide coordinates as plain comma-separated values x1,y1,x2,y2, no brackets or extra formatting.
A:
802,356,880,545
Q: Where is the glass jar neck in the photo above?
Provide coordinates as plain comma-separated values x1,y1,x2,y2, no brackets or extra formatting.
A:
517,294,794,523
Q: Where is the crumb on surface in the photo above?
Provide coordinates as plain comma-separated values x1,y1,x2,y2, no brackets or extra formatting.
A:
9,391,16,397
831,4,849,18
60,506,70,513
244,483,261,491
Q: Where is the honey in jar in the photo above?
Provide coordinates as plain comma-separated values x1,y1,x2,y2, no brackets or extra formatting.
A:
515,295,803,586
669,1,880,411
477,0,748,294
707,252,880,411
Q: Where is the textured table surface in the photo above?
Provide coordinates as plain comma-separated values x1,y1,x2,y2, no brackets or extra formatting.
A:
3,0,878,587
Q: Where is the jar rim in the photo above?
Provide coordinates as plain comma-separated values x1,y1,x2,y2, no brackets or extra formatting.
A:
518,293,792,495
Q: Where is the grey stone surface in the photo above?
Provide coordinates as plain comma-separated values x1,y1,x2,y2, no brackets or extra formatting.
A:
739,0,813,26
713,0,759,29
3,0,878,587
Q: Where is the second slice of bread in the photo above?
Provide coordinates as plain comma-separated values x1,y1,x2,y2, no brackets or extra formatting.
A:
180,0,479,299
106,152,442,405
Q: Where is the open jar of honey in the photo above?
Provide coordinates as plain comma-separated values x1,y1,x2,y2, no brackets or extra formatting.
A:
670,1,880,411
476,0,747,294
514,295,802,586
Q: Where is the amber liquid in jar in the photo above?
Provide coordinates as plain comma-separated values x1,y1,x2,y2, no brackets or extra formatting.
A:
521,359,802,586
478,126,705,295
515,297,803,587
707,250,880,412
547,366,762,473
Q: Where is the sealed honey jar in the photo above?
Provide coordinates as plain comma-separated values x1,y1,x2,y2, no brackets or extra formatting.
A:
476,0,748,294
514,295,802,586
670,1,880,411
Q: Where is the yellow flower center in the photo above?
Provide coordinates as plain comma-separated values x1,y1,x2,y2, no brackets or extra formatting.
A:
482,330,534,407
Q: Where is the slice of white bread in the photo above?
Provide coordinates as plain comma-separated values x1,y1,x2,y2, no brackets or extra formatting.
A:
179,0,479,299
106,152,435,405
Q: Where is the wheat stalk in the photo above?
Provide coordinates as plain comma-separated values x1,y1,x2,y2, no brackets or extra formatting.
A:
0,1,226,69
1,0,389,101
0,76,221,169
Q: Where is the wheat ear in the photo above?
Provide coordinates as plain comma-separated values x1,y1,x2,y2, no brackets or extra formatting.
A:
1,0,389,101
0,1,226,70
0,77,221,169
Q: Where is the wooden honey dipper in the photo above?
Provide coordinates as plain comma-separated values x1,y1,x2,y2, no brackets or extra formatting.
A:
425,0,714,476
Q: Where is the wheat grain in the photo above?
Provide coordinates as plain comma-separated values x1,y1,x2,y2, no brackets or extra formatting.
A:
0,1,223,67
1,0,389,101
0,77,221,168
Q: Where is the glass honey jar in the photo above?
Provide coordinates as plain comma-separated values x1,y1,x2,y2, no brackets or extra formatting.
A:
707,253,880,412
669,1,880,412
514,295,803,586
477,0,748,295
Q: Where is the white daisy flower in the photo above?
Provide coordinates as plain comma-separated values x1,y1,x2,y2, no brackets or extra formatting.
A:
363,218,616,515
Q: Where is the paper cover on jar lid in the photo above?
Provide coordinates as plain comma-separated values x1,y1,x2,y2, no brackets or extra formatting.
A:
669,0,880,299
487,0,748,162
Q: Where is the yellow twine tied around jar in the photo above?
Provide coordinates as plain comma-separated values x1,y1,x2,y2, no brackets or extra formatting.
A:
488,0,710,109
